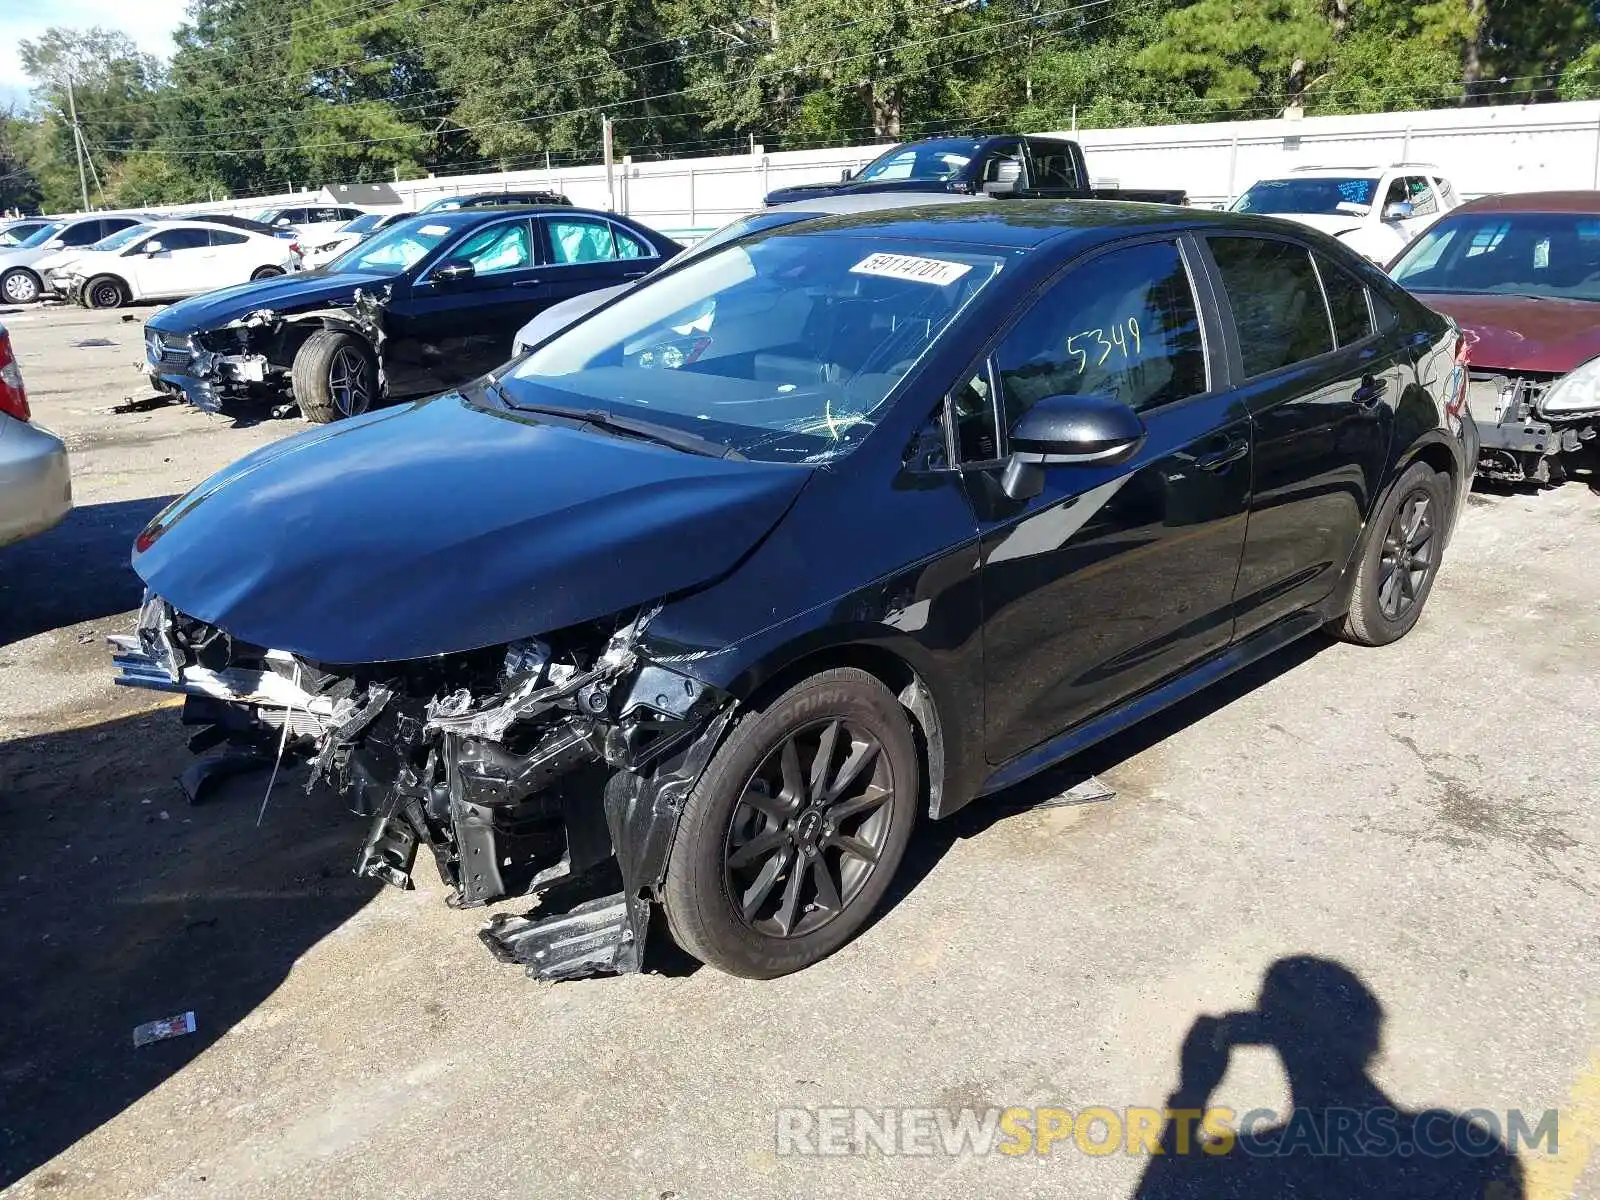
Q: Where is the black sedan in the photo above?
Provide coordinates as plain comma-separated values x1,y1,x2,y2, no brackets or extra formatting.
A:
113,202,1471,981
141,207,679,422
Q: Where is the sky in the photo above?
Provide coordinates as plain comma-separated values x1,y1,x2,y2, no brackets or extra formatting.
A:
0,0,189,110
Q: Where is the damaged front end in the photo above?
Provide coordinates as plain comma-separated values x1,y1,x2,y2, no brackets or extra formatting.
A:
1468,368,1600,485
111,595,732,982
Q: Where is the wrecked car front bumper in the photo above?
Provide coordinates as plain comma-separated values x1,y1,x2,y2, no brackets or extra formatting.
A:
140,329,273,412
1468,371,1599,484
110,595,733,982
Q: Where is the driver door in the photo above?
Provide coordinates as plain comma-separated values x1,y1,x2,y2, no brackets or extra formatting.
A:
383,216,545,395
964,236,1252,765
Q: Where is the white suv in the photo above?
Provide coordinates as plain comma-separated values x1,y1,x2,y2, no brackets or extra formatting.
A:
1230,164,1461,264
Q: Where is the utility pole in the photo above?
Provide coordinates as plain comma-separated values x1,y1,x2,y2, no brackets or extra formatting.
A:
66,74,89,212
602,115,615,212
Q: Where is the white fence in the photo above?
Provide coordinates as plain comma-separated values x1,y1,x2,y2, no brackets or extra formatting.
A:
160,99,1600,240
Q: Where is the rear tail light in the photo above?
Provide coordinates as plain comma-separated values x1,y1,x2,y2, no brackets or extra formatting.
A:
0,327,29,422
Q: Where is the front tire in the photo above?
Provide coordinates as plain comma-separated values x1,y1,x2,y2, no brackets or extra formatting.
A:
251,265,285,280
1336,461,1450,646
1,268,41,304
83,275,127,310
662,667,919,978
291,329,377,423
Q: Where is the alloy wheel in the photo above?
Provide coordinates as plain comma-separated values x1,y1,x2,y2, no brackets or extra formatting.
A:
328,346,372,418
723,717,896,939
1378,489,1434,620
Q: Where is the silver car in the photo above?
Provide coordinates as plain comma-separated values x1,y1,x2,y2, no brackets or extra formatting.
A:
0,321,71,547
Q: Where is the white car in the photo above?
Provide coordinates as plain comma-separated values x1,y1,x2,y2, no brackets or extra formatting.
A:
64,221,299,309
1230,164,1461,263
299,211,414,270
252,203,372,246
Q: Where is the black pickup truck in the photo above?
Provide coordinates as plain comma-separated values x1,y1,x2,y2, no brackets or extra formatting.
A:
764,134,1186,207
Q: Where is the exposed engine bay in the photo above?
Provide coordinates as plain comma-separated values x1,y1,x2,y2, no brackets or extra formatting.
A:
1467,369,1600,485
110,594,734,982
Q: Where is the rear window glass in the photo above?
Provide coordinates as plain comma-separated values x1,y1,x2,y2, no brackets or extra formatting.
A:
1209,237,1334,375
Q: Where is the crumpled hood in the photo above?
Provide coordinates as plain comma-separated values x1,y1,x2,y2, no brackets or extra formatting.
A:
1415,292,1600,375
132,392,811,663
145,269,391,335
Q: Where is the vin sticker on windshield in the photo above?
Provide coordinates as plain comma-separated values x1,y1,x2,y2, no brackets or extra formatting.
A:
850,252,972,286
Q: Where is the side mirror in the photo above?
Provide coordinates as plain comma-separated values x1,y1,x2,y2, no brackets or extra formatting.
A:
45,239,64,250
274,217,292,227
144,241,164,256
1000,393,1146,501
840,167,854,182
1382,200,1414,221
432,259,475,284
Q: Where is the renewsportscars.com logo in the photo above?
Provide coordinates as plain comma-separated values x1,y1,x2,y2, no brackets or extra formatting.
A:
774,1105,1559,1159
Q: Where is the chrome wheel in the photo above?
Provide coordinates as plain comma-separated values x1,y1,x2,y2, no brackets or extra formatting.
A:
1378,490,1434,620
328,346,372,418
724,717,895,938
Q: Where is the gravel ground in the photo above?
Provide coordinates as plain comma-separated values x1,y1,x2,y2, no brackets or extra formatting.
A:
1,304,1597,1200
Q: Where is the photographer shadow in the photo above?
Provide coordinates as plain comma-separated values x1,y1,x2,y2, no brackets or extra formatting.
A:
1134,956,1525,1200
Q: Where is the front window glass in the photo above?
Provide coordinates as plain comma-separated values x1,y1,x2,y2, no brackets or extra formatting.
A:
855,138,980,183
328,218,456,274
1391,212,1600,301
994,240,1207,426
446,220,531,275
507,234,1005,463
1232,177,1379,215
15,223,63,249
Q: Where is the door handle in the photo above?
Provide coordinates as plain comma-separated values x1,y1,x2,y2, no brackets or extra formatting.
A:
512,278,545,289
1194,438,1248,472
1352,377,1389,409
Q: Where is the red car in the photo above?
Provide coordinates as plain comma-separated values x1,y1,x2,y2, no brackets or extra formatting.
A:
1390,191,1600,485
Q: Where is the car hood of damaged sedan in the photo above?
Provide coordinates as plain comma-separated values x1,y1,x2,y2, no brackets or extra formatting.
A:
131,393,813,663
1413,292,1600,375
144,268,392,335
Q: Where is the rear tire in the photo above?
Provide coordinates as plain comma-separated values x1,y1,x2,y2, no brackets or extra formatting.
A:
83,275,127,310
662,667,919,978
291,329,377,424
1,268,41,304
251,265,285,280
1336,461,1450,646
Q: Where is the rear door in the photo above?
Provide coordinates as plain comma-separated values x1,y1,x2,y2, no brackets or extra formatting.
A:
1200,234,1400,640
204,229,262,287
969,235,1253,764
383,215,544,393
537,214,658,307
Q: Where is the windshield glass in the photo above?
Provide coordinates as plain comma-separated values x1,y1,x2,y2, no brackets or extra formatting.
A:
1391,211,1600,300
341,213,383,234
0,223,43,247
17,223,65,249
325,217,455,274
506,233,1003,462
418,196,464,214
855,138,981,183
1233,177,1379,215
95,224,153,252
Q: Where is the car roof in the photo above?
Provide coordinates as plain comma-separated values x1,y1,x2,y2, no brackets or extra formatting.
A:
1453,190,1600,214
391,205,625,231
761,198,1266,252
769,193,987,216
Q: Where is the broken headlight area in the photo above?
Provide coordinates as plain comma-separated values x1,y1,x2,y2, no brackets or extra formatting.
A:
1469,369,1600,485
109,597,732,982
